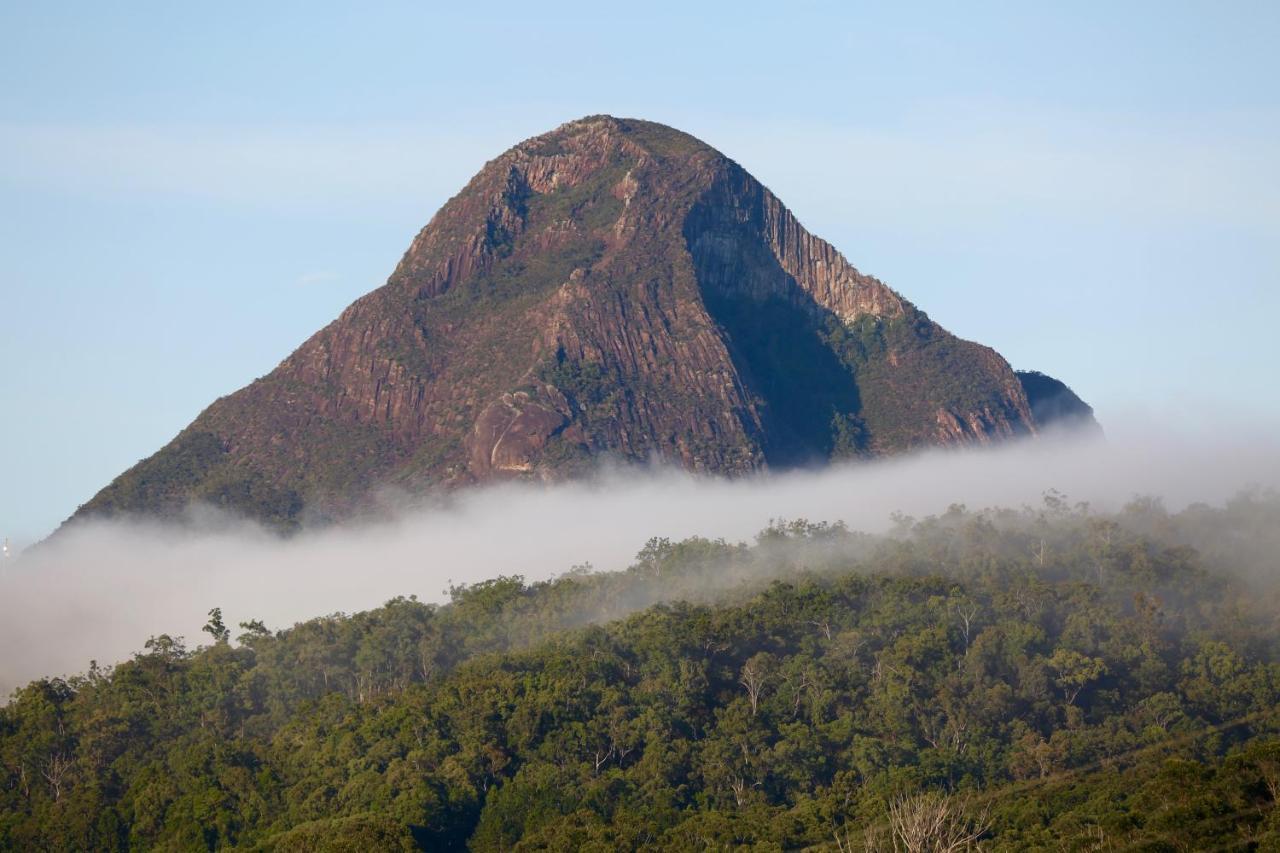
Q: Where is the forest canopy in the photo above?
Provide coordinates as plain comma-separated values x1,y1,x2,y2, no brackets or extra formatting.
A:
2,490,1280,850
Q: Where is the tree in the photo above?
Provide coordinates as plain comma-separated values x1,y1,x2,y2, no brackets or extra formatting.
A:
236,618,272,646
1047,648,1107,705
739,653,775,717
202,607,230,644
878,789,990,852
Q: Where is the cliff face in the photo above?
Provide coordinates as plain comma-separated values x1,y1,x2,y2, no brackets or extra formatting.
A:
67,116,1097,530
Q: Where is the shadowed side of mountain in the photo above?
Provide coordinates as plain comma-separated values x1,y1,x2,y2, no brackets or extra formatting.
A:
1016,370,1102,436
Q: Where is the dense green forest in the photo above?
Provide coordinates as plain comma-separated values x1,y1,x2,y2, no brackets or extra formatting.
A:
3,490,1280,850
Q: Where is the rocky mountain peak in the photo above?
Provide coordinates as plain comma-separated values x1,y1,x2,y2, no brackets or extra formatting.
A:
63,116,1098,531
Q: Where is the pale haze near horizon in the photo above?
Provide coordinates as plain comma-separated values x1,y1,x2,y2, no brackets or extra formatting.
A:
2,1,1279,542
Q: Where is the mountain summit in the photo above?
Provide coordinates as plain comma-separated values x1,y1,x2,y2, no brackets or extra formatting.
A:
68,116,1097,529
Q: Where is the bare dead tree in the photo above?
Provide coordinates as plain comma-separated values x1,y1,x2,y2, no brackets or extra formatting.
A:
1032,538,1047,568
740,660,767,716
730,776,748,807
728,774,762,808
15,760,30,800
872,654,901,685
592,742,615,774
951,601,980,656
944,706,971,755
789,671,815,719
702,637,729,656
884,789,991,852
41,752,74,803
1257,755,1280,803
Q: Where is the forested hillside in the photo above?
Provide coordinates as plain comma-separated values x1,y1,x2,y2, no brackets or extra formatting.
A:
4,491,1280,850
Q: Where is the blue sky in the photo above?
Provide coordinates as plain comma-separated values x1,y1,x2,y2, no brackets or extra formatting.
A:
2,1,1278,543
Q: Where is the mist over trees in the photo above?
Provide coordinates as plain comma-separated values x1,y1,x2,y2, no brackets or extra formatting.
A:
2,490,1280,849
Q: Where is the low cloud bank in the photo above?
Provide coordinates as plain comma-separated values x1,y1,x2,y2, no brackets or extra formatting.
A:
3,424,1278,697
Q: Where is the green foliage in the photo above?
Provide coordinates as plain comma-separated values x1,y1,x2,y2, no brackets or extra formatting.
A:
830,411,869,460
74,428,306,533
202,609,230,645
822,310,1028,453
540,353,617,411
437,233,603,313
5,493,1280,849
525,157,629,232
254,813,420,852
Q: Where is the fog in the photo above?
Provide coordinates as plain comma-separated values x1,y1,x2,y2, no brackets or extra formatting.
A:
3,422,1278,698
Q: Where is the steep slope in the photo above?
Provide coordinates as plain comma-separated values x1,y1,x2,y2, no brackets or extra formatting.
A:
66,116,1097,530
1016,370,1102,436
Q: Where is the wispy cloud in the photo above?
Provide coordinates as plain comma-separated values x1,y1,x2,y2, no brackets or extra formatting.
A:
295,270,338,286
3,422,1278,698
0,123,504,210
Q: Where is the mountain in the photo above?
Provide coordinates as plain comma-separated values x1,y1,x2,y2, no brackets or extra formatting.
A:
65,116,1098,531
1016,370,1101,436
